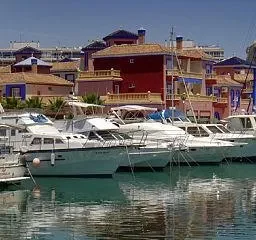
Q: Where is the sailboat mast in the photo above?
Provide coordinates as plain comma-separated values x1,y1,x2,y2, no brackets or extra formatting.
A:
170,27,174,125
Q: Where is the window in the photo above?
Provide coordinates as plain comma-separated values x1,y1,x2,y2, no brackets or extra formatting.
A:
187,126,209,137
240,117,252,129
44,138,54,144
206,126,222,133
217,125,230,133
11,88,21,97
55,138,64,144
37,91,41,95
97,131,116,140
129,59,134,64
88,132,99,140
11,129,16,136
31,138,42,145
114,85,120,94
48,87,52,91
65,74,75,82
0,129,6,136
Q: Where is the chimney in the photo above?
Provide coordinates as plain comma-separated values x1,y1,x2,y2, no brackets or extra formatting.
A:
31,58,38,73
176,36,183,50
138,27,146,45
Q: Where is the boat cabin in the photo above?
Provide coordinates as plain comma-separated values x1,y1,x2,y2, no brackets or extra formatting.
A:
225,115,256,133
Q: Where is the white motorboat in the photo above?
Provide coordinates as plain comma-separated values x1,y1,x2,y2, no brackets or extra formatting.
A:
54,101,174,170
0,143,28,185
0,112,130,177
118,121,242,165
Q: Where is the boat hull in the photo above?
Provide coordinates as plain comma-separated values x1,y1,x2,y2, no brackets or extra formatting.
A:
171,146,233,165
24,146,127,177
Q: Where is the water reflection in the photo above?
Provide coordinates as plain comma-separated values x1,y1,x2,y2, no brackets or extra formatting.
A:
1,164,256,239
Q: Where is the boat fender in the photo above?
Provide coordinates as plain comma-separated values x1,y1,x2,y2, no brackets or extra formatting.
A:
51,153,55,166
33,158,40,167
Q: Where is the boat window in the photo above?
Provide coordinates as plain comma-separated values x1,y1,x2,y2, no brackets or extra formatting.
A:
112,132,132,140
31,138,42,145
178,127,186,132
55,138,64,144
166,118,172,123
240,117,252,129
18,129,28,133
80,136,85,139
73,136,78,138
44,138,54,144
11,129,16,136
66,136,71,140
206,126,223,133
88,132,99,140
187,126,209,137
0,129,6,136
97,131,116,140
217,125,230,133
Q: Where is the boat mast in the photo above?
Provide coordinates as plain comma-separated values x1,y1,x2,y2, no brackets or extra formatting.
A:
170,27,174,125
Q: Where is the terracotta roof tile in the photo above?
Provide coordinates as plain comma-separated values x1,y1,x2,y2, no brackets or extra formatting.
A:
233,73,253,83
93,44,211,60
215,75,242,87
177,49,213,60
0,65,11,73
51,60,80,72
0,72,73,86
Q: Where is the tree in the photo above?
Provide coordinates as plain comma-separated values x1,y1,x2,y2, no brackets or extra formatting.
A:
1,97,26,109
47,97,64,112
25,97,44,109
81,93,103,105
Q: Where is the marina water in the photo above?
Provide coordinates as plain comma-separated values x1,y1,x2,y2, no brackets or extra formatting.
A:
1,163,256,239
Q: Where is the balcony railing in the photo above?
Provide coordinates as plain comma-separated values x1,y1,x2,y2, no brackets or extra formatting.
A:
166,69,203,79
104,92,162,104
79,70,121,79
166,93,217,102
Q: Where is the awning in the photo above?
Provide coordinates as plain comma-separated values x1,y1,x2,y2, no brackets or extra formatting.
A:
177,77,202,84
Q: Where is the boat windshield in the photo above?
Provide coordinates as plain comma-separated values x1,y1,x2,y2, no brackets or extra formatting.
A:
112,132,132,140
186,126,209,137
205,126,223,134
96,131,116,141
217,125,230,133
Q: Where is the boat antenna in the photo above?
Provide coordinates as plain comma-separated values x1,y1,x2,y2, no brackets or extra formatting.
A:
170,26,174,125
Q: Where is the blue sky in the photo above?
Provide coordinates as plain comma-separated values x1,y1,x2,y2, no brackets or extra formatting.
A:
0,0,255,58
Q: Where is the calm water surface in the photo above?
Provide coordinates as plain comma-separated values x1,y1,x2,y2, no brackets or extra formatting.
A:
1,164,256,239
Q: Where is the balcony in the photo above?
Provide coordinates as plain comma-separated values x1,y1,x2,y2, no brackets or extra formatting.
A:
166,93,217,102
79,69,121,80
166,69,203,79
104,92,162,104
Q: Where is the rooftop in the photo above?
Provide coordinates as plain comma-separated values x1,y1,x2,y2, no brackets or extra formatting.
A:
215,75,242,87
214,56,256,68
51,60,80,72
103,29,138,41
14,57,52,67
82,41,106,51
0,65,11,73
0,72,73,86
93,43,212,60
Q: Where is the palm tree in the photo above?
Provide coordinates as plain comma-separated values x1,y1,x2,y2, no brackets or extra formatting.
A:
47,97,64,112
81,93,103,105
25,97,44,109
1,97,26,109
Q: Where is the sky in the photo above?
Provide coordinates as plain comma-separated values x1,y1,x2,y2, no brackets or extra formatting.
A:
0,0,256,58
